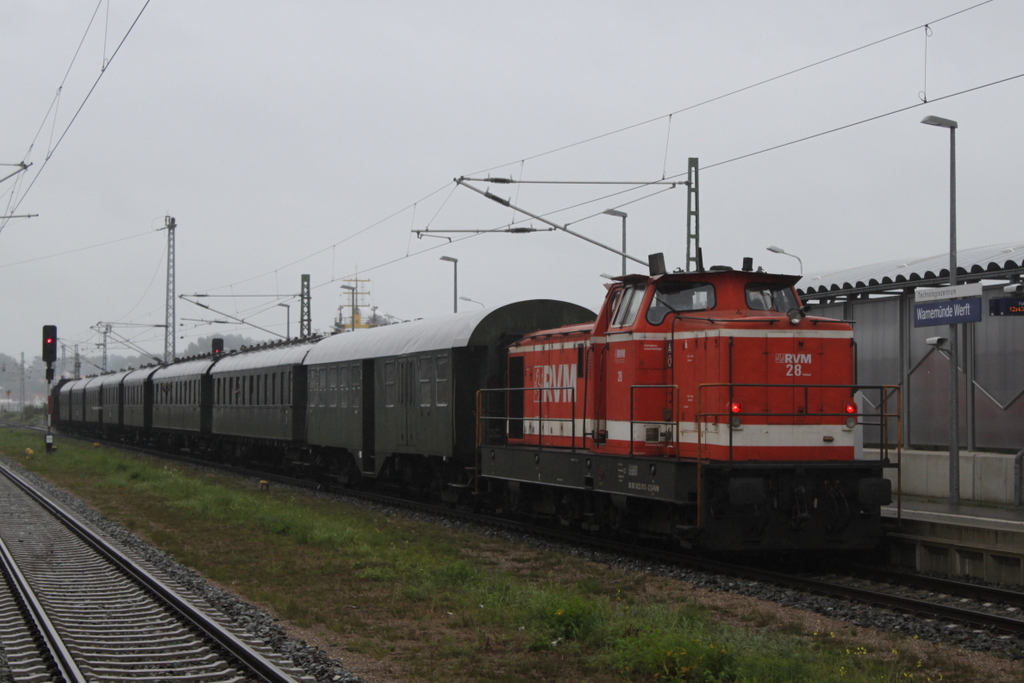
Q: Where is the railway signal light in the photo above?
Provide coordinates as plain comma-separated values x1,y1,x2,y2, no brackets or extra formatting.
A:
212,338,224,355
42,325,57,364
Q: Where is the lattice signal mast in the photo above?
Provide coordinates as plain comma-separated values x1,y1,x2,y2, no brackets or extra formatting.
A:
163,216,177,363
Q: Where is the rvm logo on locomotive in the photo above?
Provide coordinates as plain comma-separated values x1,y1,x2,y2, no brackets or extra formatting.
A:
532,364,577,403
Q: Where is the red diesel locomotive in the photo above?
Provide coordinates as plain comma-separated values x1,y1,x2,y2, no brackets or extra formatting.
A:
479,255,898,551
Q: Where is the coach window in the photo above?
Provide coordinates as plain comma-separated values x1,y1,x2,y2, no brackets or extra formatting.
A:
384,360,396,407
309,368,319,405
328,366,338,407
611,284,646,327
745,282,799,313
435,354,449,407
318,368,328,407
647,281,716,325
339,365,349,408
419,356,434,407
351,364,361,408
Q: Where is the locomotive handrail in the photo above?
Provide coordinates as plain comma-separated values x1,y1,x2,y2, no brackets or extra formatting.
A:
628,384,679,457
476,386,578,452
694,382,902,529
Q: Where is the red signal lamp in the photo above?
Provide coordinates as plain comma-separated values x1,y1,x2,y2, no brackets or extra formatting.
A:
844,401,858,429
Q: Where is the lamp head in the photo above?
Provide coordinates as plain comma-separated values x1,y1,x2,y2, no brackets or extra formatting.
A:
921,115,958,129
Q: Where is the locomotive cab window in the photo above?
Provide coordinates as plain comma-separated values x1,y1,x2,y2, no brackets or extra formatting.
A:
611,284,646,327
746,282,800,313
646,281,715,325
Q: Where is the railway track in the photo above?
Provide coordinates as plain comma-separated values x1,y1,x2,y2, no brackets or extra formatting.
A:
0,460,312,683
11,426,1024,650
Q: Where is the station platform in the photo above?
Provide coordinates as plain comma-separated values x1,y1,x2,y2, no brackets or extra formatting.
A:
879,447,1024,585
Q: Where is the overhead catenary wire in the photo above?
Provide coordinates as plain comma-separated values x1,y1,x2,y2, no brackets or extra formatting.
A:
0,0,151,236
10,0,1009,357
203,0,1001,298
463,0,996,179
12,1,995,283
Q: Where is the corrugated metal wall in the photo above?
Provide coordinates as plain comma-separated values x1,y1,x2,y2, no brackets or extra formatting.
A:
809,286,1024,451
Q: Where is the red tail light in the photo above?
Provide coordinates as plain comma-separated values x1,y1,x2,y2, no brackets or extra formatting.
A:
729,401,742,414
845,402,857,414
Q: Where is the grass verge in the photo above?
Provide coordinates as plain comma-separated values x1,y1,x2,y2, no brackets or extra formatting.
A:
0,429,972,682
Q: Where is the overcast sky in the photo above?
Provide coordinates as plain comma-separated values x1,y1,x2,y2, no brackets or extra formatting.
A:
2,0,1021,367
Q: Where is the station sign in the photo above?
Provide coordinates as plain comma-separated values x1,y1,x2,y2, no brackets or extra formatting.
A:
914,283,983,303
913,297,982,328
989,297,1024,317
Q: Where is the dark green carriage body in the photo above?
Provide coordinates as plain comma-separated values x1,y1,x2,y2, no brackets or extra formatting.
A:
210,344,313,443
151,359,215,435
304,300,595,473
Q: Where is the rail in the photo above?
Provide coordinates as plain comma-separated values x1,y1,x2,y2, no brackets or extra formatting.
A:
0,462,303,683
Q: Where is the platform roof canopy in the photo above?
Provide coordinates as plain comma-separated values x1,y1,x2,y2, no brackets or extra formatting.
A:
798,242,1024,301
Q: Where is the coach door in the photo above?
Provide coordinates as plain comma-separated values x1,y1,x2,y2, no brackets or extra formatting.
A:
397,356,418,448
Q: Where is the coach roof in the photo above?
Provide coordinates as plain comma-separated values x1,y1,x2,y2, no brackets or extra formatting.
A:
151,358,217,380
211,343,315,374
305,299,595,365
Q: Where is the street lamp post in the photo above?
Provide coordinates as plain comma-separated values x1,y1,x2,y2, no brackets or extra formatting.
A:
766,245,803,275
440,256,458,313
277,303,290,340
603,209,628,276
921,114,960,505
340,284,356,332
